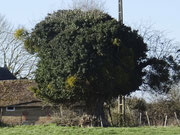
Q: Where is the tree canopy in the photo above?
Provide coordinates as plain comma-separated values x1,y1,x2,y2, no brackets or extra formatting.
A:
24,10,179,125
25,10,148,103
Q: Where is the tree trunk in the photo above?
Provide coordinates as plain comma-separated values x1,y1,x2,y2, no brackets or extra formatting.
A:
88,99,110,127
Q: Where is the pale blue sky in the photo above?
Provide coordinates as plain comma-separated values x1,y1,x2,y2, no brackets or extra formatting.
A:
0,0,179,42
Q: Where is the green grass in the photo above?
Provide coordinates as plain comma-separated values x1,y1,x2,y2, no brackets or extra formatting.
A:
0,125,180,135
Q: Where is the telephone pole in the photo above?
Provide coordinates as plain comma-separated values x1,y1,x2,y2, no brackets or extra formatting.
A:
118,0,126,125
118,0,123,23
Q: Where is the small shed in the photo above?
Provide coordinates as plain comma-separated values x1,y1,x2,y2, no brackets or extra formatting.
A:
0,80,52,125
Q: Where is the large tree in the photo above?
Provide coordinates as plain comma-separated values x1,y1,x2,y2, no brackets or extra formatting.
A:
24,10,179,126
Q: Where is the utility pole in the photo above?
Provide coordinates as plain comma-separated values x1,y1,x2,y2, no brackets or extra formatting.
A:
118,0,123,23
117,0,126,125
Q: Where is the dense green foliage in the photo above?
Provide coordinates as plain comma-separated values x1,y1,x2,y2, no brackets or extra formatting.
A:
24,10,179,123
25,10,148,103
1,125,180,135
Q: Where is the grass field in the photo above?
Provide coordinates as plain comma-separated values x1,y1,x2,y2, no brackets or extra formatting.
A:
0,125,180,135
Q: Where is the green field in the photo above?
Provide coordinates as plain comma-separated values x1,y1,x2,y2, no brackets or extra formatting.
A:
0,125,180,135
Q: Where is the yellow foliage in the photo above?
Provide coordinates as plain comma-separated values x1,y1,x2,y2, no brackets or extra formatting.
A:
47,83,55,91
66,76,77,88
113,38,121,47
14,28,25,40
28,86,40,96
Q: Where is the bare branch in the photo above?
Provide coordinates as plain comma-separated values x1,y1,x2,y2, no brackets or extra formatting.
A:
0,14,37,79
133,22,180,61
71,0,105,11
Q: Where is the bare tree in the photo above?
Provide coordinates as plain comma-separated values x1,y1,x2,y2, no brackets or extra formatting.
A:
132,22,180,94
134,22,179,60
167,83,180,102
71,0,105,11
0,14,37,79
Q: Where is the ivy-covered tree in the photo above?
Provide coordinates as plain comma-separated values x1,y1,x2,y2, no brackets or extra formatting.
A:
24,10,179,126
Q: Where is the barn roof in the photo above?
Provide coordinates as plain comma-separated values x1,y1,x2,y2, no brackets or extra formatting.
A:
0,67,16,80
0,80,49,107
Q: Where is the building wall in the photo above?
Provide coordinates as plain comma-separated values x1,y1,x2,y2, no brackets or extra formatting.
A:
0,106,53,125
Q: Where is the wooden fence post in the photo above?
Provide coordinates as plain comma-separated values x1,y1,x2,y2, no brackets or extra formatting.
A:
174,112,180,126
0,108,3,121
164,114,168,127
139,112,142,126
146,111,150,126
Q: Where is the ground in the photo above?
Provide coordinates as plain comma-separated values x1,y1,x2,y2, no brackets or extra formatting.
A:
0,125,180,135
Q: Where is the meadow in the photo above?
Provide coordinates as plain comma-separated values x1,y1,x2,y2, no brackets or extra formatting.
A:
0,125,180,135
